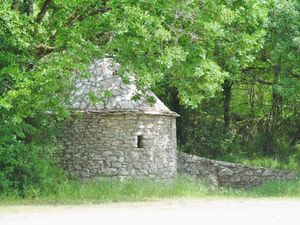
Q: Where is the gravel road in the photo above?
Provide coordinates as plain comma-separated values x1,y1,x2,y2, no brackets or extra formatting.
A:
1,199,300,225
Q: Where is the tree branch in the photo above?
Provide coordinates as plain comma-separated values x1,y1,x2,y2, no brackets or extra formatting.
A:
290,71,300,79
76,7,111,22
24,0,34,15
35,0,52,24
37,1,110,59
36,44,54,59
255,78,273,85
11,0,20,11
66,1,110,27
66,8,81,27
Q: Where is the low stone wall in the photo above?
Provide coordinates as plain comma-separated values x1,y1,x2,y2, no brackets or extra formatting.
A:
177,152,298,188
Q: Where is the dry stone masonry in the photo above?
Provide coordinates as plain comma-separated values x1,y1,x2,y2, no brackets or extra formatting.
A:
69,58,172,113
62,113,177,179
178,152,298,188
61,58,298,188
62,58,178,180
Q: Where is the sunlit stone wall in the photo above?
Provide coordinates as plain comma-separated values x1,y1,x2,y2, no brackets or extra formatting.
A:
62,112,177,180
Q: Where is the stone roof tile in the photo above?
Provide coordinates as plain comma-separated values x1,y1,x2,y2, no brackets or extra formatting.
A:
69,58,178,116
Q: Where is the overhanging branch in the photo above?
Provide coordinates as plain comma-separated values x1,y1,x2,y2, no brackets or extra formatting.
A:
290,71,300,79
255,78,273,85
35,0,52,24
66,0,110,27
11,0,20,11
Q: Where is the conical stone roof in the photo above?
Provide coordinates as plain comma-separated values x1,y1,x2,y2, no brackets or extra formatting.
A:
69,58,178,116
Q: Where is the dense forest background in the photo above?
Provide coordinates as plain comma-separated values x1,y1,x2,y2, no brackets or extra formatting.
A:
0,0,300,194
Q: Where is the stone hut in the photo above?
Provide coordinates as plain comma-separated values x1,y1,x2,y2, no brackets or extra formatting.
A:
62,58,178,180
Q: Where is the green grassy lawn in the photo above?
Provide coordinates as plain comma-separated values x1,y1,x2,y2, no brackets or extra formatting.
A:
1,176,300,205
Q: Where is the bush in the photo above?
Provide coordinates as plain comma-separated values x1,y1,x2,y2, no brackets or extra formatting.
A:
0,130,66,196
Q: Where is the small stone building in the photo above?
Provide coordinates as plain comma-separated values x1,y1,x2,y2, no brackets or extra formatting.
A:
62,58,178,179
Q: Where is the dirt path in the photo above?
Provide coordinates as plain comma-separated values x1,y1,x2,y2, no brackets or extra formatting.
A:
1,199,300,225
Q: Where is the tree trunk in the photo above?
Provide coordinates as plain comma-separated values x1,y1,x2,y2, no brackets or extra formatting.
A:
35,0,52,24
223,79,233,133
264,64,282,155
24,0,34,15
11,0,20,11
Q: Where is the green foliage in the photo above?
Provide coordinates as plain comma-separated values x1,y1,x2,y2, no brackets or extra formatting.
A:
1,0,300,195
159,0,300,169
0,0,180,194
177,60,228,107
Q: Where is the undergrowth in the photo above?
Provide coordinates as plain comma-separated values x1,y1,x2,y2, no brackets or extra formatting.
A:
0,176,299,205
216,154,300,172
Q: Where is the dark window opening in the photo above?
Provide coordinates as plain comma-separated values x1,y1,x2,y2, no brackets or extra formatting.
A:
137,135,144,148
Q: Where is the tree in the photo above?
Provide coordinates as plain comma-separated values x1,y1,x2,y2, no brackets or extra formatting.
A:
163,0,300,162
0,0,182,193
252,0,300,155
153,0,269,129
1,0,299,194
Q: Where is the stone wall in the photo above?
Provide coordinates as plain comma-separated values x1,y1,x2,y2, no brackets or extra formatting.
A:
62,112,177,179
178,152,298,188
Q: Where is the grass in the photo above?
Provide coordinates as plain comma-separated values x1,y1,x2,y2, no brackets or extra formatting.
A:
247,179,300,197
1,176,300,205
0,176,210,205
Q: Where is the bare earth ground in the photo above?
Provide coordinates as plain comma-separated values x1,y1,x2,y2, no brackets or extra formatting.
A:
1,199,300,225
